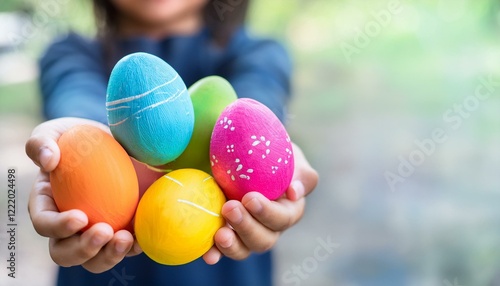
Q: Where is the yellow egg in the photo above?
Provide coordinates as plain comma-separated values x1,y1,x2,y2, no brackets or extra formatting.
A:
135,169,226,265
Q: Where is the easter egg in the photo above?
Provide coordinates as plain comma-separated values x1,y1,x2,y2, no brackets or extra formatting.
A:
210,98,294,201
135,169,226,265
50,125,139,232
106,52,194,166
130,158,165,197
164,76,237,173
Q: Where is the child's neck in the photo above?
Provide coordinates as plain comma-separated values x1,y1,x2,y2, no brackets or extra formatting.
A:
117,13,203,39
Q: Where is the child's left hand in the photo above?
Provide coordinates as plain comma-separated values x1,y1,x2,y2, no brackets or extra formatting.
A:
203,143,319,264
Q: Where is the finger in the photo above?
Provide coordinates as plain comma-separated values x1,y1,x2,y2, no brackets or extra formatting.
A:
221,201,279,253
126,241,143,257
25,134,60,172
290,170,318,199
29,172,88,238
213,226,251,260
49,223,114,267
242,192,305,232
202,245,223,265
286,143,319,201
26,118,110,172
33,208,88,239
82,230,134,273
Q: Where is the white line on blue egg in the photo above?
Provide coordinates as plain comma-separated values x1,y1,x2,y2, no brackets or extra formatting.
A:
108,88,187,126
106,74,179,107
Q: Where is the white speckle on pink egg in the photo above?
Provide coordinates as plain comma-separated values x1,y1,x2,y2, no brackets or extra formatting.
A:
210,98,294,201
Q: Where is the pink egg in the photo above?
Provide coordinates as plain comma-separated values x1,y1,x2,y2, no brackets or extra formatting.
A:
210,98,294,201
131,158,165,198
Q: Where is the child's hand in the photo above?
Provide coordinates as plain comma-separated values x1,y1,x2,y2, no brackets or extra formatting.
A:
203,143,319,264
27,118,318,268
26,118,142,273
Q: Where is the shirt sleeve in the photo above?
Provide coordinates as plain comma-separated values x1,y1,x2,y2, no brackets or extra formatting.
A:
39,33,108,124
218,32,292,123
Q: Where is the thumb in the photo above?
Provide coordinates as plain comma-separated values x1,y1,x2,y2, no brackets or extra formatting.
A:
285,143,319,201
25,134,61,172
25,117,110,172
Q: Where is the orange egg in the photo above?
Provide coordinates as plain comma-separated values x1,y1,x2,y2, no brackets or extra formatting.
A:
50,125,139,232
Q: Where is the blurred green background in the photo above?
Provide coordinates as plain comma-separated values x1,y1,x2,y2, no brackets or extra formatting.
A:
1,0,500,285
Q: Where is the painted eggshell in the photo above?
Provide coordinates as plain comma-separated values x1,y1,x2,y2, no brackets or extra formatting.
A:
164,76,237,173
124,158,166,234
106,52,194,166
50,125,139,232
210,98,294,201
130,158,165,198
135,169,226,265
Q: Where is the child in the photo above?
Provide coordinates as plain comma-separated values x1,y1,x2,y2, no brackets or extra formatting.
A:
26,0,318,285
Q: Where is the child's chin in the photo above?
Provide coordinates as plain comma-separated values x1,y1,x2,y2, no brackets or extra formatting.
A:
136,1,199,22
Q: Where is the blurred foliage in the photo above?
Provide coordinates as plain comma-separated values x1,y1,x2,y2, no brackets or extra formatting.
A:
0,0,28,12
0,81,40,116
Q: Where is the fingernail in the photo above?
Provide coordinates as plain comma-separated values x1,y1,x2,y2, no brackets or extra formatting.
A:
226,207,242,225
115,241,128,253
220,236,233,248
292,181,305,199
39,148,52,169
245,198,263,214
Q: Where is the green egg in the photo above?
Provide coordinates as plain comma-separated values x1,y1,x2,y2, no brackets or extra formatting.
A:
164,76,237,173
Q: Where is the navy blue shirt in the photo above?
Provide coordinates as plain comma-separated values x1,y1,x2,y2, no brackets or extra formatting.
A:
41,28,291,124
40,27,291,286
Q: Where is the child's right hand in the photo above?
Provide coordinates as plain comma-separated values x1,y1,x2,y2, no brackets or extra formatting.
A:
25,117,143,273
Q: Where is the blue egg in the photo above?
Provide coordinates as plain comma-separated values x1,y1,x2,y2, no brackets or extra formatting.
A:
106,52,194,166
